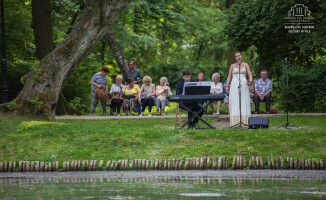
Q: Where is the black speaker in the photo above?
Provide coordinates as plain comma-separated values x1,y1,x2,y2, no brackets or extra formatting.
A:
248,117,269,129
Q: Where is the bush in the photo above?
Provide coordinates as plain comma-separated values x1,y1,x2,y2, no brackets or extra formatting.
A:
69,97,88,114
276,63,326,113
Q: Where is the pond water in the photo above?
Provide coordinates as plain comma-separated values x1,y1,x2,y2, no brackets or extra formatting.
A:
0,171,325,199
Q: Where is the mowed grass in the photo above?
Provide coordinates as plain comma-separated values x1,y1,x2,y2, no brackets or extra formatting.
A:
0,112,325,162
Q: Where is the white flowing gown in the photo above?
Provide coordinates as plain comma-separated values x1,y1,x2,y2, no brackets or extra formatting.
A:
229,67,251,126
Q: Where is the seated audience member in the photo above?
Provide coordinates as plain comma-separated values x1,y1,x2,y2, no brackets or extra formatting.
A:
176,70,204,129
254,70,272,114
223,80,230,112
90,66,109,116
138,76,156,116
110,75,124,116
196,72,205,105
210,73,223,115
123,78,140,115
124,61,143,114
197,72,204,82
155,77,172,116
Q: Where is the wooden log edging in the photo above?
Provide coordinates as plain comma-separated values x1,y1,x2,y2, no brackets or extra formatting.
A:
0,157,324,172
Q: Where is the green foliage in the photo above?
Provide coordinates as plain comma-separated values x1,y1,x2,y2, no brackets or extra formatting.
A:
30,97,45,112
112,0,232,87
51,0,84,44
69,97,88,114
226,0,326,75
276,63,326,112
33,68,47,83
0,0,35,101
6,101,17,111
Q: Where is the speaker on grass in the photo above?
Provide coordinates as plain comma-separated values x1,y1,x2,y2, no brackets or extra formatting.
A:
248,117,269,129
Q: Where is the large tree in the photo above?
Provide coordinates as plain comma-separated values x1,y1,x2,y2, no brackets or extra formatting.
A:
1,0,131,119
31,0,77,115
31,0,55,60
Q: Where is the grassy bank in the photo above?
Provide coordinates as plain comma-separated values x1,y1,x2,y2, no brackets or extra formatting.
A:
0,112,325,162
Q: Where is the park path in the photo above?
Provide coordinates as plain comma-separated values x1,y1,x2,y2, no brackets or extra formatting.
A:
55,113,326,120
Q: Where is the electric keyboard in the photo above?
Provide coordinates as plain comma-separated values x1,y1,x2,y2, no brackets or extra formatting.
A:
168,94,225,102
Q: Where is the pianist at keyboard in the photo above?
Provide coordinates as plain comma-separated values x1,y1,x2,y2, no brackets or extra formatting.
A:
176,70,204,129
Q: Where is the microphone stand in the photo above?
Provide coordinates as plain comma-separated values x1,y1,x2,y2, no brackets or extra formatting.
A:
278,58,299,129
229,60,248,129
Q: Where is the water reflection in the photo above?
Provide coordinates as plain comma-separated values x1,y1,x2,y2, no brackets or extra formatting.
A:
0,175,325,184
0,173,325,199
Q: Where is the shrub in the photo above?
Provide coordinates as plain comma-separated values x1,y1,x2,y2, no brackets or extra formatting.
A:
276,63,326,113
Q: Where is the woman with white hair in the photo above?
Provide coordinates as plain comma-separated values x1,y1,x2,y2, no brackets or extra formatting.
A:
155,77,172,116
210,72,223,115
138,76,156,116
109,75,125,116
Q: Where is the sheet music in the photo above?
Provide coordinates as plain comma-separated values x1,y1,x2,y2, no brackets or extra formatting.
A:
185,81,211,87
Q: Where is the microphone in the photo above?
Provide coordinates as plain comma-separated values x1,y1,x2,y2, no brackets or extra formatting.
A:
285,57,287,64
238,60,241,67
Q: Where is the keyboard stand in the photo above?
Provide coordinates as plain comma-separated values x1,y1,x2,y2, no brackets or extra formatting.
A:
179,100,215,129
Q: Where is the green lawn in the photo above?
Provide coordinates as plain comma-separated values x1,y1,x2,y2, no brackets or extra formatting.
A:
0,112,325,162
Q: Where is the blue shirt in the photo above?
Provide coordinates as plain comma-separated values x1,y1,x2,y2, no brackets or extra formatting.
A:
222,80,227,94
91,73,108,92
255,78,272,95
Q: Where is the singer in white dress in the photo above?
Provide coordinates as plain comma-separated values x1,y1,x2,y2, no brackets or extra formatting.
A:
226,51,253,126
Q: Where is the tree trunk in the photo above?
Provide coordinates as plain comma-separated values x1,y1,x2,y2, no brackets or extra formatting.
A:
225,0,236,9
6,0,131,120
31,0,56,60
106,28,128,72
31,0,87,116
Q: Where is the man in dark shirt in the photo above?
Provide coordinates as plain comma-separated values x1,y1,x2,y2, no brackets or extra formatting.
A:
124,61,143,85
176,70,195,95
124,61,143,114
176,70,204,129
